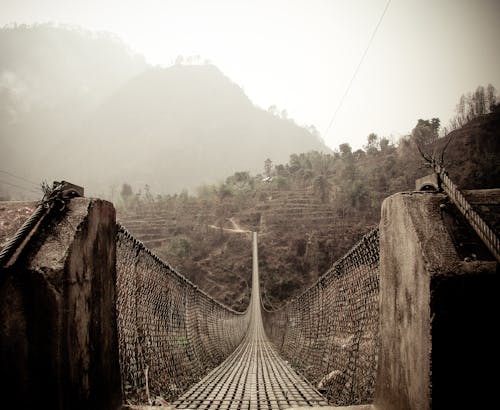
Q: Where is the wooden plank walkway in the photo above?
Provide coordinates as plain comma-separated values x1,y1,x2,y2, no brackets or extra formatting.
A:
173,233,328,410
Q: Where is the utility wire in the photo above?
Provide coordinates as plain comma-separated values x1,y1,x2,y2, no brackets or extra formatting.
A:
323,0,392,140
0,169,39,187
0,179,41,195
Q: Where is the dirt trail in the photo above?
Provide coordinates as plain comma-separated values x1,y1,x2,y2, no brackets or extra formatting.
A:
228,218,251,232
208,217,251,234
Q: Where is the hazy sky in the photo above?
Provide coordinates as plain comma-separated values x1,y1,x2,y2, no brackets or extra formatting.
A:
1,0,500,150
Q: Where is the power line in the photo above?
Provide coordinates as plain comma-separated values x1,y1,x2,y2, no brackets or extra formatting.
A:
0,169,39,187
0,179,41,195
323,0,392,141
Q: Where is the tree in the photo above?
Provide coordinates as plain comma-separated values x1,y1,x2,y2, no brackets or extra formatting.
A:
349,180,369,209
486,84,497,112
120,183,133,204
289,154,301,174
275,164,287,176
364,133,379,155
274,176,289,190
227,171,251,189
456,94,466,126
339,143,352,159
353,149,366,160
379,137,391,153
473,85,486,116
264,158,273,178
214,183,232,227
144,184,154,203
337,143,355,184
411,118,440,147
310,153,334,203
313,175,331,203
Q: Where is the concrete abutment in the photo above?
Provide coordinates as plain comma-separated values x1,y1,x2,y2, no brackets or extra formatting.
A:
376,190,498,410
0,198,122,410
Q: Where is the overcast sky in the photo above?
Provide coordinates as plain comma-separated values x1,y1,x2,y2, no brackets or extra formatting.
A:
1,0,499,150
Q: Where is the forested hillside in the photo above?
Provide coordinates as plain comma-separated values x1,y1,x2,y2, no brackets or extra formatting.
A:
118,104,500,311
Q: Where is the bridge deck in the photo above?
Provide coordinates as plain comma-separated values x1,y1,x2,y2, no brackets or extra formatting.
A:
173,320,327,409
173,233,328,410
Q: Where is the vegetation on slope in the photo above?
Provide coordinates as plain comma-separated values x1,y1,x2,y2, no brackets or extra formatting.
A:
118,90,500,311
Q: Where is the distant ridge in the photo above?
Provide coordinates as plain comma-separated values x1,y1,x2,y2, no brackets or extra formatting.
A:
0,24,330,197
72,63,330,193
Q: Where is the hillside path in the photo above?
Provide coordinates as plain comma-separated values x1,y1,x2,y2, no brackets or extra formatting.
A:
208,217,251,234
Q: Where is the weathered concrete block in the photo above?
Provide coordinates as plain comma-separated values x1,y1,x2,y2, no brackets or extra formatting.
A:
376,191,498,410
0,198,121,410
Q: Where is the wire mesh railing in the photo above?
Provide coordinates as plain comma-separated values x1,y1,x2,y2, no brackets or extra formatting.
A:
116,224,250,404
116,221,380,407
262,228,380,406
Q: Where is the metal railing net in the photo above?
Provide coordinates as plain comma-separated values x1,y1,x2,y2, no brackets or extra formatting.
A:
116,225,250,404
262,228,380,407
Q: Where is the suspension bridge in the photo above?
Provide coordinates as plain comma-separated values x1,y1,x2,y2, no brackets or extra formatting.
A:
116,220,378,409
173,232,328,409
0,168,498,410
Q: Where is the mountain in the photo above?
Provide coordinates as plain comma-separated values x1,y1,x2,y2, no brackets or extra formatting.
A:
0,24,147,182
0,24,330,198
64,64,329,194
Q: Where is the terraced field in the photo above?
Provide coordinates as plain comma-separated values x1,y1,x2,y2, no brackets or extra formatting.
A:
118,189,375,310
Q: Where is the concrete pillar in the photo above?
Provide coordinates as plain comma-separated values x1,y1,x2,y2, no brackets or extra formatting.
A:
375,191,498,410
0,198,122,410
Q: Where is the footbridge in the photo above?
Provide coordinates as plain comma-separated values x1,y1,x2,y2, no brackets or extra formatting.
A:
0,170,498,410
173,232,328,409
116,223,378,409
